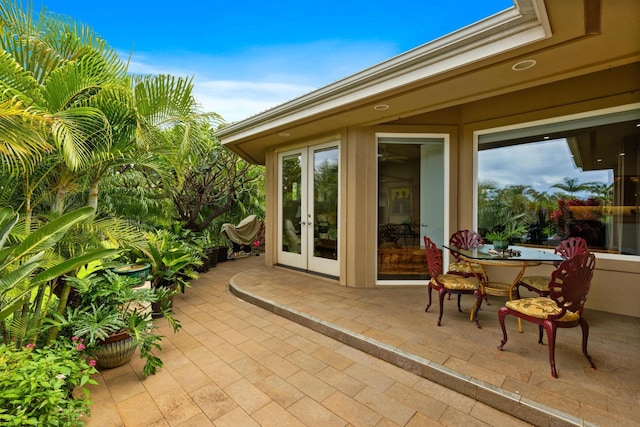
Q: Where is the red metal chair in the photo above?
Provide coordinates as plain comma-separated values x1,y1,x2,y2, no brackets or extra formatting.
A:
516,237,588,298
497,251,597,378
447,229,488,282
423,236,483,328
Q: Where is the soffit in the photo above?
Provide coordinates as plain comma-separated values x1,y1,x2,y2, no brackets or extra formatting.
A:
218,0,640,164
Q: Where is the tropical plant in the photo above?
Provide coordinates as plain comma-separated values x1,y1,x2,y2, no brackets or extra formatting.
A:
0,337,97,426
0,207,118,347
485,221,528,243
551,177,592,199
167,123,264,232
1,1,219,226
0,0,129,221
51,270,180,377
137,229,200,291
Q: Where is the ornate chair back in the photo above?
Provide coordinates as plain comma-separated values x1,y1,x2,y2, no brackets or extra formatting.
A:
516,236,589,298
449,230,484,261
553,237,588,267
548,251,596,318
423,236,443,279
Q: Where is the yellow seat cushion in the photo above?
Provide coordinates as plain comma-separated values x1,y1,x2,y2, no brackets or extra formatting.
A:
447,261,485,276
505,297,580,322
432,274,479,291
519,275,550,291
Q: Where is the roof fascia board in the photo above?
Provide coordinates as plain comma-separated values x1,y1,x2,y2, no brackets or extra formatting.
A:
217,0,549,143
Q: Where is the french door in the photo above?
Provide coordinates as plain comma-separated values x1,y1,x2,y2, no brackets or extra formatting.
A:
277,142,340,276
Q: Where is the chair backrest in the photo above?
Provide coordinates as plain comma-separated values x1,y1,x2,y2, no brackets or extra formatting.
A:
553,237,588,267
449,230,484,261
423,236,443,278
548,251,596,318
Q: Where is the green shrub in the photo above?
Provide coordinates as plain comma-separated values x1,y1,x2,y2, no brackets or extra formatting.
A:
0,338,97,426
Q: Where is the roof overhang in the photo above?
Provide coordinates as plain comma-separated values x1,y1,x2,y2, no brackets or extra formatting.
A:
217,0,640,164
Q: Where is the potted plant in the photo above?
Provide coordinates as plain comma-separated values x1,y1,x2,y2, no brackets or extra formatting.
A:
52,270,181,377
136,230,200,317
111,262,151,285
485,222,528,250
201,228,223,268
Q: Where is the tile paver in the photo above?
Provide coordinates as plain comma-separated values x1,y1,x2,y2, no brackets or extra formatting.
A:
84,256,639,426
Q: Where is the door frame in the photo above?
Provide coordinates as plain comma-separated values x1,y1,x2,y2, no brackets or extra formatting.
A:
375,132,450,285
277,141,340,277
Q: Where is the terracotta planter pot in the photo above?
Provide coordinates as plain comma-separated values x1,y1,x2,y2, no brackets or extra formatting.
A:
93,331,137,369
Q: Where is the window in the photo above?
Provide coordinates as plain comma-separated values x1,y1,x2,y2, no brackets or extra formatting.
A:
477,108,640,257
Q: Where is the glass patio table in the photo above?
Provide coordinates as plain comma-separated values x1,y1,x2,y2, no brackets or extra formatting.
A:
443,244,564,331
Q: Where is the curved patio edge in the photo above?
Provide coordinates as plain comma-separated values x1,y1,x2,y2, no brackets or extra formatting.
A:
229,271,586,427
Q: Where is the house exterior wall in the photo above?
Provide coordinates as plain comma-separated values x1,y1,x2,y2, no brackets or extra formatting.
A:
262,63,639,317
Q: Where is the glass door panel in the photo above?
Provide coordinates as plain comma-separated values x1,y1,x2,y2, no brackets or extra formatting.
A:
278,151,305,269
308,146,339,275
377,135,446,282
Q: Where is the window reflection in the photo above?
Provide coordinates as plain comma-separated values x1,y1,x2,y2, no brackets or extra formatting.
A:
478,114,639,256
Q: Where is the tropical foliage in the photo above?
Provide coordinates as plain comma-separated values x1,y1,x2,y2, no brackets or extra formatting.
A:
0,338,98,426
478,177,613,247
0,0,264,397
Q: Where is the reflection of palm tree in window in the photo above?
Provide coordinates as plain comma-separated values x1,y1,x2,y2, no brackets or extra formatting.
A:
551,177,592,198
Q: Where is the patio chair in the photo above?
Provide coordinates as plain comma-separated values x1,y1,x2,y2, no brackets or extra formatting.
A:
516,237,588,298
423,236,483,328
447,229,488,281
497,251,597,378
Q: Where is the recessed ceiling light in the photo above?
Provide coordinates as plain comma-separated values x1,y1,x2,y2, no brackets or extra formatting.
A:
374,104,389,111
512,59,537,71
596,158,603,162
278,132,290,137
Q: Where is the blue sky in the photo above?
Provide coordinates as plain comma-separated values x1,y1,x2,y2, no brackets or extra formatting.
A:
37,0,513,123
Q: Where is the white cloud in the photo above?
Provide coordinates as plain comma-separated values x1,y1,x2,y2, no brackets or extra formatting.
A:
479,139,610,194
119,40,397,123
192,79,315,122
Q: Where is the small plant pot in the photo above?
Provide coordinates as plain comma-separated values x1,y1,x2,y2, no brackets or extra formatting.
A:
94,332,137,369
112,263,151,286
208,247,220,268
217,246,229,263
196,255,210,272
492,240,510,250
151,281,178,319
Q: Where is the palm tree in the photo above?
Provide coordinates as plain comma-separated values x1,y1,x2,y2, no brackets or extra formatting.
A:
1,1,218,222
0,0,126,222
551,177,590,198
584,182,613,206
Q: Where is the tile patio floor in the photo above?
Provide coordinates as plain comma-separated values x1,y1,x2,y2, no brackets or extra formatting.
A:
85,255,639,427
